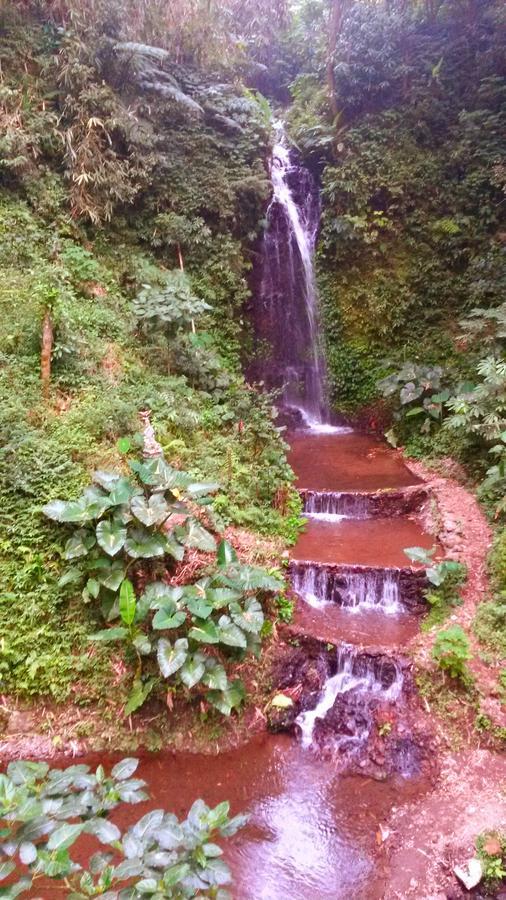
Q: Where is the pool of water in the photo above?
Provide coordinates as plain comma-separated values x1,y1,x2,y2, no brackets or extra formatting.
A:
288,431,422,492
43,736,428,900
291,516,435,567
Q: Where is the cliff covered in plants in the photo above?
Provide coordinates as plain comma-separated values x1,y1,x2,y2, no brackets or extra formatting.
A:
0,0,294,725
0,0,505,752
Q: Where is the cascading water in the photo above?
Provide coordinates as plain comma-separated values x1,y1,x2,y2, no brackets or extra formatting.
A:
290,563,403,615
253,124,328,426
296,645,402,752
303,491,370,520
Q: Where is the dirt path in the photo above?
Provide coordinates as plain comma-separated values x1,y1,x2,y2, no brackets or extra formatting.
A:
384,748,506,899
406,458,505,732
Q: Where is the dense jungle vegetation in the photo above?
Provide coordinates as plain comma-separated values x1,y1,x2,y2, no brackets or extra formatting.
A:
0,0,505,894
0,0,505,755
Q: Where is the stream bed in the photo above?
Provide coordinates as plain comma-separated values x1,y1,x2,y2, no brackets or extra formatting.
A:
39,131,436,898
106,734,428,900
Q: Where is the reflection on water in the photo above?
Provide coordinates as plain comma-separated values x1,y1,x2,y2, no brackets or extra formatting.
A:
106,733,427,900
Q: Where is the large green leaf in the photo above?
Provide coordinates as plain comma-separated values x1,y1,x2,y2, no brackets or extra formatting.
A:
188,619,220,644
217,564,282,592
96,560,125,592
124,528,167,559
58,566,84,588
123,679,156,716
43,488,112,524
131,493,170,527
152,605,186,630
185,597,213,619
186,482,220,498
63,529,96,560
132,633,152,655
164,533,186,561
183,521,216,553
217,540,237,567
205,588,242,608
141,583,183,609
130,458,191,491
119,579,136,626
404,545,435,565
157,638,188,678
47,823,85,851
84,819,121,845
179,653,206,688
230,598,264,634
108,478,141,506
111,758,139,781
7,761,49,785
217,615,247,648
89,627,128,642
207,680,245,716
96,518,127,556
163,863,191,888
202,661,228,691
93,471,121,491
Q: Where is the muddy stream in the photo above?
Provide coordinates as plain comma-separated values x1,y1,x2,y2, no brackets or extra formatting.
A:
48,426,435,899
40,132,440,898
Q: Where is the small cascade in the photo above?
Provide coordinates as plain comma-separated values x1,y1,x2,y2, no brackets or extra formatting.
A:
291,563,402,615
296,645,402,752
253,123,328,425
303,491,370,520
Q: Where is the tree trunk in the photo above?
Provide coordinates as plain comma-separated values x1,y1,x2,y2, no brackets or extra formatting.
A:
40,308,53,398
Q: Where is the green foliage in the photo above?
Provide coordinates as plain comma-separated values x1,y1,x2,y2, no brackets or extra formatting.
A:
0,756,245,898
0,1,292,712
292,0,506,417
274,591,294,624
44,452,282,715
404,546,466,628
379,363,450,434
432,626,472,682
474,532,506,657
476,831,506,888
133,272,211,340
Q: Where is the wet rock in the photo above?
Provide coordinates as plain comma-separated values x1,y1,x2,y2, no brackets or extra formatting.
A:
289,561,428,612
388,737,423,778
267,705,297,732
454,858,482,890
300,485,429,518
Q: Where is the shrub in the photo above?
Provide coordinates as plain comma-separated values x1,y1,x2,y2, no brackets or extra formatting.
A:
0,757,245,898
43,449,282,716
476,830,506,888
432,626,472,682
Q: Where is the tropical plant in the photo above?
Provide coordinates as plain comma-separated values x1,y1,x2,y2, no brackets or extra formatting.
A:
0,756,245,898
404,546,466,627
43,450,282,715
404,546,465,588
432,625,472,681
133,271,211,341
378,363,450,436
445,357,506,442
476,830,506,888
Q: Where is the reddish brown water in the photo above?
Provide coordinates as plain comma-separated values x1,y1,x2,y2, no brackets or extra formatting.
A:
288,431,422,492
293,599,419,648
292,517,434,567
36,430,431,899
44,736,428,900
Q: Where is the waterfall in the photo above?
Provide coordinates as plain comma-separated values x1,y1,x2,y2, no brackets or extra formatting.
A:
296,645,402,750
255,124,328,426
290,563,403,615
303,491,370,520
